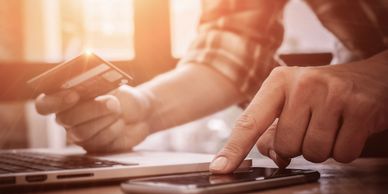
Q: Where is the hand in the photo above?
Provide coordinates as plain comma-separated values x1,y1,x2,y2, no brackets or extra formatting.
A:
35,85,154,153
210,52,388,173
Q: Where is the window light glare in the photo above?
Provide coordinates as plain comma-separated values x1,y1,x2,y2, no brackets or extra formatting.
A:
84,49,93,56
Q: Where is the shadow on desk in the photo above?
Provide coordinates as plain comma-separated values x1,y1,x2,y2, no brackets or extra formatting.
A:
7,158,388,194
2,180,122,194
250,158,388,194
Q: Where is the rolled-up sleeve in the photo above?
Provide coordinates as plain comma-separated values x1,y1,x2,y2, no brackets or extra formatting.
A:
305,0,386,60
178,0,288,100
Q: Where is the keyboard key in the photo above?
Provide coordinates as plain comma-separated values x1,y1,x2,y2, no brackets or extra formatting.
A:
0,151,138,174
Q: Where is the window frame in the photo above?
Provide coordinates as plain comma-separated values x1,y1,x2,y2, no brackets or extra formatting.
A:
0,0,179,101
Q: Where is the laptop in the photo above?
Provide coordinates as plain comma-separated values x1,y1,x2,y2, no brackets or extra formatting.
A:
6,52,252,190
0,147,252,189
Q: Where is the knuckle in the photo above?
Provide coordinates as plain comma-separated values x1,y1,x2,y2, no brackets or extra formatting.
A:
111,138,133,153
68,127,88,141
302,145,330,163
303,152,328,163
81,133,115,153
94,97,114,112
35,96,50,115
270,66,290,78
119,134,136,150
333,142,363,163
294,68,320,89
333,153,356,163
329,78,353,95
55,114,71,127
355,94,375,111
261,66,296,91
114,87,149,121
274,136,300,158
234,114,257,132
326,96,346,115
266,66,291,85
288,69,321,100
35,103,46,115
106,119,125,137
333,145,359,163
116,86,137,99
256,139,269,156
35,105,47,115
114,86,136,105
222,141,244,157
348,94,376,122
262,66,290,88
107,124,119,135
326,79,353,108
302,132,331,163
83,144,101,153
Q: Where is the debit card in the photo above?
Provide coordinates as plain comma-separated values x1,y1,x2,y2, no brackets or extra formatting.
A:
27,53,133,100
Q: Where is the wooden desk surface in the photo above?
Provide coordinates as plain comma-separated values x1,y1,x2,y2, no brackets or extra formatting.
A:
18,158,388,194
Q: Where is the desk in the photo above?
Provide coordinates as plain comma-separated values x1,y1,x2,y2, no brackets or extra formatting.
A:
23,158,388,194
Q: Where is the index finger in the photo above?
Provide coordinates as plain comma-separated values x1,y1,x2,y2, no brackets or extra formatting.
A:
35,90,80,115
209,70,286,174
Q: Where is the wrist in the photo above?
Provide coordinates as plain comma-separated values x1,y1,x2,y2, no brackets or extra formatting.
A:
136,84,159,134
369,50,388,67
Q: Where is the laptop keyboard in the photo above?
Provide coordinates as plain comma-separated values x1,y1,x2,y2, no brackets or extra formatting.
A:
0,151,137,174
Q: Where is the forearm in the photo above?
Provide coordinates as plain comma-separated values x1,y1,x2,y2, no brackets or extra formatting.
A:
137,64,245,133
135,0,288,133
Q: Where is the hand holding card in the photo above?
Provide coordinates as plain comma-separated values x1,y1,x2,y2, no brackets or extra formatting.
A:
29,53,152,153
27,52,133,100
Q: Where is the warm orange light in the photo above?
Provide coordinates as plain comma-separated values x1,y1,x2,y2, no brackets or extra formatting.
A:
84,49,93,55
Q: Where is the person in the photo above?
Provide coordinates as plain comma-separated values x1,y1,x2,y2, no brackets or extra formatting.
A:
35,0,388,174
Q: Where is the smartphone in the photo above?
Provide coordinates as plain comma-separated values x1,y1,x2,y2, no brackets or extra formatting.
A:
121,167,320,194
27,52,133,100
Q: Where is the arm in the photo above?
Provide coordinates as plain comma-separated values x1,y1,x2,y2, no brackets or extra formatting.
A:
138,65,243,133
209,0,388,172
210,50,388,173
35,0,288,153
305,0,386,61
143,0,289,132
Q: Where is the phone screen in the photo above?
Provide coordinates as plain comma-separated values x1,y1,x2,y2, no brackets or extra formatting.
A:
130,168,316,188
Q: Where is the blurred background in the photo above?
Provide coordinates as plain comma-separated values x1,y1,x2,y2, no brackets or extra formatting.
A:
0,0,336,156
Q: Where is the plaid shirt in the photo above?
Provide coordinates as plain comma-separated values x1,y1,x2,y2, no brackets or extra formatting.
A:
179,0,388,101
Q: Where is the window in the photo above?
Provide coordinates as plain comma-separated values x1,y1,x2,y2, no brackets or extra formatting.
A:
22,0,135,62
23,0,202,62
170,0,201,58
61,0,135,60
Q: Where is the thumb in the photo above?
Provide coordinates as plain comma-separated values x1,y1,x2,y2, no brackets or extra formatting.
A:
113,85,153,123
210,74,286,174
35,90,80,115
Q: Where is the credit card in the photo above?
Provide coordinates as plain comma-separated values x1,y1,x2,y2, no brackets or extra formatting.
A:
27,52,133,100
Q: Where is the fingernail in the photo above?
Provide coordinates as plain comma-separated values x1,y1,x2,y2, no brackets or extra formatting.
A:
64,91,79,104
210,156,228,171
106,99,121,113
269,149,278,161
